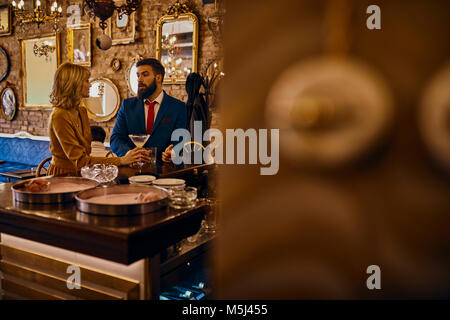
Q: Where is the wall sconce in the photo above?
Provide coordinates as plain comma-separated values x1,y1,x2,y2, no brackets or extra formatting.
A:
11,0,62,32
206,0,225,46
202,61,225,108
84,0,142,31
85,0,142,51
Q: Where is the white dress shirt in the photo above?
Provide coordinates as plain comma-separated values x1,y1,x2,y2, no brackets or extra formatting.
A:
144,90,164,133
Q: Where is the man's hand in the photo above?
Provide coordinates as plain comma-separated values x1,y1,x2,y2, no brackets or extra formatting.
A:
162,144,174,163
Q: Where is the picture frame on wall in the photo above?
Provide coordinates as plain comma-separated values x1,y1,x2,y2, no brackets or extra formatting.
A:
0,4,12,37
67,23,91,67
106,10,136,45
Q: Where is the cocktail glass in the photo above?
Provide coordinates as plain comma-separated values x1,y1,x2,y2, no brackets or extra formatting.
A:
128,134,150,172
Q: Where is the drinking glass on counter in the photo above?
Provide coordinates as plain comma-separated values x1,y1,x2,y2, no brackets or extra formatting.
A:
201,198,218,235
168,186,197,209
185,198,218,245
146,147,157,166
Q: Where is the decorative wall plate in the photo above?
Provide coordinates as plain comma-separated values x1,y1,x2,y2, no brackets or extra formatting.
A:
1,87,17,121
111,58,121,72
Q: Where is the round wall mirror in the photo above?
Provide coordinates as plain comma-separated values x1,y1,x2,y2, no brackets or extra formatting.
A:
125,57,139,96
0,87,16,121
84,78,120,122
0,46,10,83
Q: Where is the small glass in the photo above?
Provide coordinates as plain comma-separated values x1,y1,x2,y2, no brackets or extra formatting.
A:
146,147,157,166
197,198,218,238
184,198,218,245
168,186,197,209
202,198,218,234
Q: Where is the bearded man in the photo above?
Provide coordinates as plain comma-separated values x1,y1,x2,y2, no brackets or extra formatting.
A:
110,58,187,163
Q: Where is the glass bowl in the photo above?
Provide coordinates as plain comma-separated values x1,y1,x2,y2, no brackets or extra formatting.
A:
168,186,197,209
81,164,118,184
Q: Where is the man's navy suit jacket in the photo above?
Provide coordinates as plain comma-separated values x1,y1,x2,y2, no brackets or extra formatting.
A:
110,91,187,158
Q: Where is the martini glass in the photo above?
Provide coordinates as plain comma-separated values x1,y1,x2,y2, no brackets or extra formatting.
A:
128,134,150,172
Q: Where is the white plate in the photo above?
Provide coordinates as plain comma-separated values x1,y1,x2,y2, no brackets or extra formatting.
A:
152,178,185,186
130,182,154,185
129,175,156,184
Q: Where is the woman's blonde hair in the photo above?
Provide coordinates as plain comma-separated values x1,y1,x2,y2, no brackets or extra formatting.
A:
50,62,90,109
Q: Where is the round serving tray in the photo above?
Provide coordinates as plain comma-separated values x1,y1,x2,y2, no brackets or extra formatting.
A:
12,177,100,204
75,184,169,216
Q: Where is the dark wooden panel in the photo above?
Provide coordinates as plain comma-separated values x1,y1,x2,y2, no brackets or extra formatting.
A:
1,244,140,299
0,261,122,300
2,277,65,300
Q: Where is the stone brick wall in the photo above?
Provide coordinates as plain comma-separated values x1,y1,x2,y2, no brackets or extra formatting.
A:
0,0,223,140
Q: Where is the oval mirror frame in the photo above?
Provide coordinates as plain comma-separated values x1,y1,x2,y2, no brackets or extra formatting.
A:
125,56,141,97
156,10,199,85
84,78,121,122
0,86,17,121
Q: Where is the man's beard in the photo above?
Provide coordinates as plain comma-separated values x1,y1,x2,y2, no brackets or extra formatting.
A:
138,78,157,100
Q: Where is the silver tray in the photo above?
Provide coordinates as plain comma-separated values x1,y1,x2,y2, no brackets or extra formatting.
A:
12,177,99,204
75,184,169,216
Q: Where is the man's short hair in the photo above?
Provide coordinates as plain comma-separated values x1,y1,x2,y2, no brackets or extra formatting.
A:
136,58,165,81
91,126,106,143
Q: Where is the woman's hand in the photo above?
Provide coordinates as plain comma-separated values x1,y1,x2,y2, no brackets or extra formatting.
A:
120,147,150,165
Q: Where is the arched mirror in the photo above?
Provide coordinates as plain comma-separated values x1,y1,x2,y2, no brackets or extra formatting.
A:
125,57,140,96
156,1,199,84
84,78,120,122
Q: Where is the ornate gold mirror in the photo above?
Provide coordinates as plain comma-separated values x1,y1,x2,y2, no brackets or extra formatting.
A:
20,33,60,109
156,1,199,84
84,78,120,122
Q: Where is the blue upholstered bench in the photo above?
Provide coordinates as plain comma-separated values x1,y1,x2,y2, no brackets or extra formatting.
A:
0,133,51,183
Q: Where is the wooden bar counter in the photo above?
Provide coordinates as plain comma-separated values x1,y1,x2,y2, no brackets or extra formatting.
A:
117,162,216,182
0,165,210,300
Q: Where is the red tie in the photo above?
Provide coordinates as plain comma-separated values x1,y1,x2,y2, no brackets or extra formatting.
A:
146,101,156,134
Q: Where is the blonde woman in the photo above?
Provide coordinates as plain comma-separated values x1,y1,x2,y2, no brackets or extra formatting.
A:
47,62,148,177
